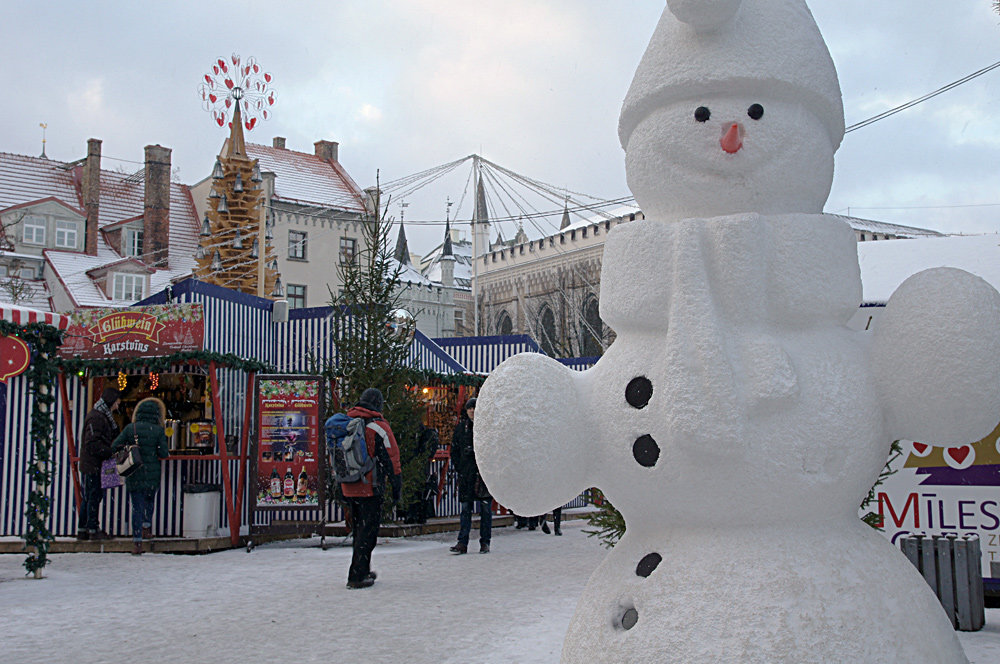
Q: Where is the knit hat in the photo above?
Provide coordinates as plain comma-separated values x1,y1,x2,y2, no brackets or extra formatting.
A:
464,398,477,411
357,388,384,413
618,0,844,151
100,387,120,406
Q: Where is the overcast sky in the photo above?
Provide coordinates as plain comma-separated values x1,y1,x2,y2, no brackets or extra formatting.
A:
3,1,999,254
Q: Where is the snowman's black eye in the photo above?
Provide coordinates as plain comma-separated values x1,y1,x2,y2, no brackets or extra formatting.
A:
747,104,764,120
694,106,711,123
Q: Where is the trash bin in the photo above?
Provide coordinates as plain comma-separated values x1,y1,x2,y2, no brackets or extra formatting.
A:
899,534,985,631
182,484,221,539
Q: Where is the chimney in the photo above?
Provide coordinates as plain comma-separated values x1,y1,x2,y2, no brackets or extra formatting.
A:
143,145,172,267
314,140,339,162
273,137,286,149
82,138,101,256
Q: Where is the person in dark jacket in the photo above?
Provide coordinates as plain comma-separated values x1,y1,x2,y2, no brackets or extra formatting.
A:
340,388,402,589
77,387,121,540
111,397,169,555
449,397,492,554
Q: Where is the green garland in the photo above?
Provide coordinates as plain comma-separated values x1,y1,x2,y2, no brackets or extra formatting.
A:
56,350,274,376
0,320,64,576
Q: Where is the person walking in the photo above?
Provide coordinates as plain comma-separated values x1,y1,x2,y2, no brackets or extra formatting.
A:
77,387,121,540
111,397,169,555
339,388,401,589
541,507,562,536
450,397,492,554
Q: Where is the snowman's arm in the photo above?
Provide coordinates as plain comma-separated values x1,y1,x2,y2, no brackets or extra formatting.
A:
872,267,1000,446
474,352,591,515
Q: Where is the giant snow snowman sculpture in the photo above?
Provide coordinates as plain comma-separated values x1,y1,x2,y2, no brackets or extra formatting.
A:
474,1,1000,662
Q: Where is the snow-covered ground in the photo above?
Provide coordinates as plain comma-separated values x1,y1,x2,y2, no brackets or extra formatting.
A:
1,520,998,663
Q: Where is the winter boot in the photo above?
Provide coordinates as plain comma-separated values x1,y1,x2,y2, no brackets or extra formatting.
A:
449,543,468,554
346,577,375,589
541,517,551,535
131,542,143,556
480,543,490,554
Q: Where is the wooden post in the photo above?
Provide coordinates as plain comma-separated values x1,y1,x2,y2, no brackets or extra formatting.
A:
58,373,83,512
210,361,240,547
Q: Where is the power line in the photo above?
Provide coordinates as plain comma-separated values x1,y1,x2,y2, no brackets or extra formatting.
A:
845,60,1000,133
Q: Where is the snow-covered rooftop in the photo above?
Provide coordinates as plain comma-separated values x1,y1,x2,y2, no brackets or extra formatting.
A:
859,233,1000,304
244,142,366,212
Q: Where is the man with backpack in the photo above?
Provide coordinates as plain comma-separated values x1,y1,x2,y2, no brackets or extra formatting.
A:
330,388,401,589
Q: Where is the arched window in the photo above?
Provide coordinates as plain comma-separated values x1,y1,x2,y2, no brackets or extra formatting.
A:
581,296,603,357
538,305,557,357
496,310,513,336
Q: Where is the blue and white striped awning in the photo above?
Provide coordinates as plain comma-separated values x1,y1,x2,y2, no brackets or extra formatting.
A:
432,334,543,375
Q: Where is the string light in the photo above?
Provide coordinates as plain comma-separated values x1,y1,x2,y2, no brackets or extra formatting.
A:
117,371,127,390
149,372,159,390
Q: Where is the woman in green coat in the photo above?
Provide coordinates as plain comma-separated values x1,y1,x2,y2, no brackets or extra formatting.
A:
111,397,169,554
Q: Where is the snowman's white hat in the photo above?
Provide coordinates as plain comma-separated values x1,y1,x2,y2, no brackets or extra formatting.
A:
619,0,845,150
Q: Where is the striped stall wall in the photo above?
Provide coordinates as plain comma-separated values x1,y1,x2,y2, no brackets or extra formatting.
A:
1,375,32,536
432,334,543,375
557,356,600,372
275,305,466,376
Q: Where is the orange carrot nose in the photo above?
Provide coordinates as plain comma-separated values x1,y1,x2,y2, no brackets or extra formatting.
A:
721,123,742,154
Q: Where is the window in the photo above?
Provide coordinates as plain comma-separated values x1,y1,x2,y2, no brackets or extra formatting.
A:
339,237,356,265
288,230,307,260
55,220,78,249
287,284,306,309
496,310,513,336
538,305,557,357
454,308,465,333
0,265,7,277
124,227,143,257
19,266,35,280
581,296,603,357
22,215,45,245
112,273,146,301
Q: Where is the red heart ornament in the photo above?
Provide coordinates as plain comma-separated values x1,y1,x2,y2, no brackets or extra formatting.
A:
948,447,971,464
912,442,928,455
0,335,30,382
209,94,217,104
216,115,225,127
225,78,234,89
264,73,271,83
204,74,212,85
253,64,259,73
213,65,219,75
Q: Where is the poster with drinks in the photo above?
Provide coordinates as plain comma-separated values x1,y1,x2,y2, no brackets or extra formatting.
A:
252,375,326,510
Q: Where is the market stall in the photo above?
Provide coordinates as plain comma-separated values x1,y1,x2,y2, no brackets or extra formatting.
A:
57,301,270,548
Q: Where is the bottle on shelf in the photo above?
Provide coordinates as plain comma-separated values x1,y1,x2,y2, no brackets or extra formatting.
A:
270,468,282,499
283,467,295,498
297,466,308,497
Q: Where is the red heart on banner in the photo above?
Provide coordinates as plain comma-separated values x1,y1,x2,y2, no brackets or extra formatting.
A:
912,442,928,455
948,447,971,465
0,335,30,382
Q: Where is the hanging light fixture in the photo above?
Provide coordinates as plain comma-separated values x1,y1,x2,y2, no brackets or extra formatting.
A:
269,259,279,271
271,275,284,297
209,187,220,199
218,194,229,213
232,228,243,249
195,244,206,260
200,214,211,236
212,159,224,179
251,238,259,258
265,223,273,240
211,250,222,271
266,209,275,227
233,171,244,193
251,162,262,183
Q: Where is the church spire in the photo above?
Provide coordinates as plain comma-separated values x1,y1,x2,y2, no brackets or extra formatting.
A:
394,223,411,264
560,199,571,229
442,218,454,257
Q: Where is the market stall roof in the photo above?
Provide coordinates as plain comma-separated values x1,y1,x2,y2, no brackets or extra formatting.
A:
0,302,71,329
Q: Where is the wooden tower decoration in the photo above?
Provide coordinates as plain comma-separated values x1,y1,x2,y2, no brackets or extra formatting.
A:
196,54,281,297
